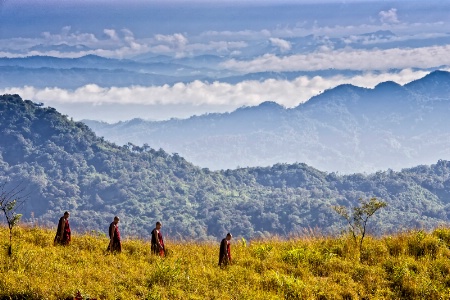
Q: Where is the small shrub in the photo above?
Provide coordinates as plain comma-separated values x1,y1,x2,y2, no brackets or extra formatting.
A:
252,244,273,260
433,227,450,245
429,258,450,280
147,260,181,287
384,236,404,257
360,237,389,265
282,248,306,266
407,231,440,258
261,271,308,299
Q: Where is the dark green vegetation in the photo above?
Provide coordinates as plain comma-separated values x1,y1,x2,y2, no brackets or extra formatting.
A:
1,94,450,240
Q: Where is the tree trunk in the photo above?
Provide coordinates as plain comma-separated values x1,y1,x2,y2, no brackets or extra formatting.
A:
8,227,12,256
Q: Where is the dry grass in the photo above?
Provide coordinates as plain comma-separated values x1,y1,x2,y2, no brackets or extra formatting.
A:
2,225,450,299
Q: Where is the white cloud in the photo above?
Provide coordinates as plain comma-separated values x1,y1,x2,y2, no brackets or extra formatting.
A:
343,32,450,46
200,29,271,41
221,45,450,73
41,27,99,46
1,17,450,59
154,33,188,49
379,8,400,24
186,41,248,54
1,69,432,115
201,20,450,43
104,29,120,41
0,27,153,58
269,38,291,52
0,27,251,58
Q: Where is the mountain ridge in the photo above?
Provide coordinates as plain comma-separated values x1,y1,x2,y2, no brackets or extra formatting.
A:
2,94,450,239
85,70,450,173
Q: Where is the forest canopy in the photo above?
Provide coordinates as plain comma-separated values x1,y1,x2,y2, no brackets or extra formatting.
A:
1,94,450,240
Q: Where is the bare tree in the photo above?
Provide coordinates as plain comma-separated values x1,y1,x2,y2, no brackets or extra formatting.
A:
333,197,387,257
0,181,28,255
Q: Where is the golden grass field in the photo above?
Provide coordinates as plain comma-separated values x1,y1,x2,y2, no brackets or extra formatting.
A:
2,225,450,299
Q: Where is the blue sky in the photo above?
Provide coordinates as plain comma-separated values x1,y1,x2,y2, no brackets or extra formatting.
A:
1,0,450,121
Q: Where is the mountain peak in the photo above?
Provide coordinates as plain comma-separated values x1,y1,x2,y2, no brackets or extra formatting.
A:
77,54,112,62
298,83,367,109
256,101,284,110
235,101,284,113
405,70,450,94
124,118,145,126
409,70,450,83
423,70,450,80
374,80,402,91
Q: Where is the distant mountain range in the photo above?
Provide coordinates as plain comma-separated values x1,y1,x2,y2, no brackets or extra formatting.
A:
84,70,450,173
0,54,377,89
2,29,447,90
2,94,450,239
0,55,220,88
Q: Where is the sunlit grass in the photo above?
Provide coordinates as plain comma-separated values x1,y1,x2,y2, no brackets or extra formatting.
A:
2,225,450,299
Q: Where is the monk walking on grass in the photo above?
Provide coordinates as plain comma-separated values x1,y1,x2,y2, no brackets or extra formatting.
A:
107,216,121,253
54,211,71,245
218,232,232,266
151,221,165,257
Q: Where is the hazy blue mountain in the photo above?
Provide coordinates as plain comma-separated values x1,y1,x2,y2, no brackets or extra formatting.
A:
0,55,218,78
84,70,450,173
3,94,450,239
0,66,201,89
219,70,364,84
29,43,92,53
0,55,116,69
131,54,174,63
169,54,228,69
0,55,239,88
1,53,448,90
360,30,396,38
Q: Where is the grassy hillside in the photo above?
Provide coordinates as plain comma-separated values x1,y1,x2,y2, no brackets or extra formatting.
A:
2,226,450,299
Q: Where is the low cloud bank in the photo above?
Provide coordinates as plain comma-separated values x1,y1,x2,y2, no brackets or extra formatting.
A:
221,45,450,73
0,69,430,110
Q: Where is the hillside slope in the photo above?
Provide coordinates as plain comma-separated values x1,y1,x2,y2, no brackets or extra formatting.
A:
1,94,450,239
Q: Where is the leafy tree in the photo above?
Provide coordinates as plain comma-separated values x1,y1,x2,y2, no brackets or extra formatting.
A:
0,182,27,255
333,197,387,257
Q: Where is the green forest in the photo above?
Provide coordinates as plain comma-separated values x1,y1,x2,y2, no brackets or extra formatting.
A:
1,94,450,240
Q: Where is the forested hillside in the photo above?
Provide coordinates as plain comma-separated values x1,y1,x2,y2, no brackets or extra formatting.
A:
1,94,450,240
